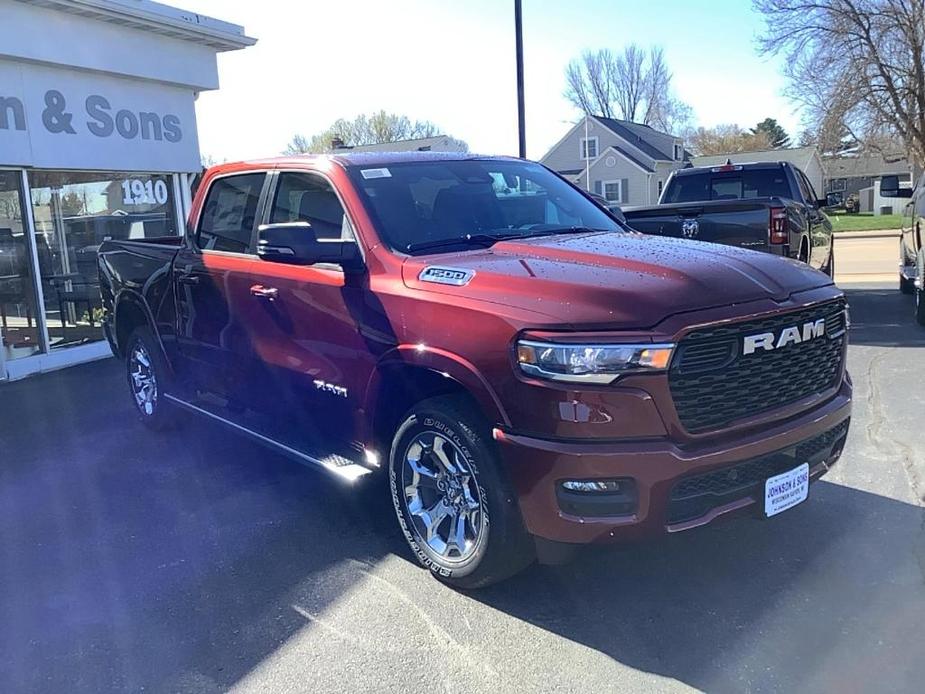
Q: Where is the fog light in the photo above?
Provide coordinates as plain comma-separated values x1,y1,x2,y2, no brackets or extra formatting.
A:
562,479,623,493
557,478,638,517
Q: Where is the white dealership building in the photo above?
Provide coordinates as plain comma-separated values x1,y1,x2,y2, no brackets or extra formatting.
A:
0,0,254,380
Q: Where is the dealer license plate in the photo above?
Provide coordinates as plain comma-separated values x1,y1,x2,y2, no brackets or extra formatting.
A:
764,463,809,517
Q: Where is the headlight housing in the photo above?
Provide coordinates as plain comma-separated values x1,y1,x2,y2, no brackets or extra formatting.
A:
516,340,675,384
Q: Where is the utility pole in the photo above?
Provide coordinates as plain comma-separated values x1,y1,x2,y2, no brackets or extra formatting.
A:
514,0,526,158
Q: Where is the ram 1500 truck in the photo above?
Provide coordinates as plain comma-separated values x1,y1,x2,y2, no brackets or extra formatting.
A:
623,161,835,274
99,153,852,588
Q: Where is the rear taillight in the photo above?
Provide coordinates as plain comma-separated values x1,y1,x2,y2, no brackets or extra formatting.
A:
769,207,788,244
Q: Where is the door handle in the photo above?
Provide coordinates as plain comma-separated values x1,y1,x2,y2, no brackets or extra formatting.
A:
250,284,278,300
177,273,200,285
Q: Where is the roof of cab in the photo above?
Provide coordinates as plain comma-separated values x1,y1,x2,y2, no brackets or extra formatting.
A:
230,150,521,170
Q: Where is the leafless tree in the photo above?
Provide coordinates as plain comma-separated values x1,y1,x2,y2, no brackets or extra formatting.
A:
754,0,925,168
564,44,692,133
685,124,774,156
284,111,466,155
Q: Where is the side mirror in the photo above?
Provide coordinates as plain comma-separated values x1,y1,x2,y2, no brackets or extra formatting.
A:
880,174,913,198
815,198,830,209
257,222,363,271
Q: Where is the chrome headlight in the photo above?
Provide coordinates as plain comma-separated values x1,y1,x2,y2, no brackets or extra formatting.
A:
516,340,675,384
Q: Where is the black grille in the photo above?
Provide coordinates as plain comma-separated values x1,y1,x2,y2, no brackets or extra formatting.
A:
668,419,850,523
669,301,846,433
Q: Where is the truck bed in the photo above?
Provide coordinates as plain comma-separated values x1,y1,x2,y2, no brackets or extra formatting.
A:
623,198,783,252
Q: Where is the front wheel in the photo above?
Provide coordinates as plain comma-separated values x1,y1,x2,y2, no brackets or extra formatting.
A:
389,396,534,589
915,285,925,326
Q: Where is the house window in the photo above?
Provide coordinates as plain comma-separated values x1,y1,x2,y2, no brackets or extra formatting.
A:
580,137,599,160
673,143,682,160
831,178,847,192
603,180,623,203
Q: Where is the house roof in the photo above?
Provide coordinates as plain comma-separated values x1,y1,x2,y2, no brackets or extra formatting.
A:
823,153,910,178
595,117,674,161
691,146,818,172
336,135,465,153
25,0,256,50
609,145,655,173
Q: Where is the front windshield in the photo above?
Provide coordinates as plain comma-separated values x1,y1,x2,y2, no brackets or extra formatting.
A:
346,159,623,254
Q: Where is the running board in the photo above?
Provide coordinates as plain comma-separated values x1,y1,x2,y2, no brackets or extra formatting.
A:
162,393,373,483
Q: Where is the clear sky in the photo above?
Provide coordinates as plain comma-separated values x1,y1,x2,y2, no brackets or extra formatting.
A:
179,0,802,162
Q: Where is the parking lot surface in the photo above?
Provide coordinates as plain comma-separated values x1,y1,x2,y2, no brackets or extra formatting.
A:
1,284,923,694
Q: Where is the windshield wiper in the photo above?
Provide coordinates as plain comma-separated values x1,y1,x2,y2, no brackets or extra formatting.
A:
406,233,521,254
405,227,612,255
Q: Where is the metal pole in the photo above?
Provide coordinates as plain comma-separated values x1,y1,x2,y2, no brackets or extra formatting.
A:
514,0,526,158
585,115,590,191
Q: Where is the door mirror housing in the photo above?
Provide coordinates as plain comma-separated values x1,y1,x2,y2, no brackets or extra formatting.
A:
880,175,913,198
256,222,363,271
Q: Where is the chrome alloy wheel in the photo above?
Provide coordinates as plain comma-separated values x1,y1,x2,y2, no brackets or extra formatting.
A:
129,342,157,416
402,432,485,564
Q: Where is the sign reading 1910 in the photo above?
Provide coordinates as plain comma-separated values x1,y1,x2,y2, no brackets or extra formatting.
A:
121,178,170,206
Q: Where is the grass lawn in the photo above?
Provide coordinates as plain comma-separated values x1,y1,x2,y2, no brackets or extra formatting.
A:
828,212,904,232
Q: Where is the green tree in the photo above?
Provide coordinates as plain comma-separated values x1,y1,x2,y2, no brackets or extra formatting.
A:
284,111,467,154
752,118,791,148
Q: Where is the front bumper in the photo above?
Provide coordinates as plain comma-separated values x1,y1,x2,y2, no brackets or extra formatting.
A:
495,377,852,544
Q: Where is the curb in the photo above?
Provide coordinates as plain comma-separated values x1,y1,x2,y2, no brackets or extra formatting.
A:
833,230,901,240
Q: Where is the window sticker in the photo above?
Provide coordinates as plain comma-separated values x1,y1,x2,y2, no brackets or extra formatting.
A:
361,168,392,179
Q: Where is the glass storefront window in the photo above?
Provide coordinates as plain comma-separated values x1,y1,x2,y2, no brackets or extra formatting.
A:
28,171,178,351
0,171,42,361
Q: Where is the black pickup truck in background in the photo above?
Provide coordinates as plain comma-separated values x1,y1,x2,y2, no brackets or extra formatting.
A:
623,161,835,275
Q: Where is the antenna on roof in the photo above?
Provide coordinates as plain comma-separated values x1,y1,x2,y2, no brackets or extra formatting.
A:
725,158,732,165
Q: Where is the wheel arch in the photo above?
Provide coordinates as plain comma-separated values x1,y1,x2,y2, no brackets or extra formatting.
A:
362,346,510,458
112,289,163,360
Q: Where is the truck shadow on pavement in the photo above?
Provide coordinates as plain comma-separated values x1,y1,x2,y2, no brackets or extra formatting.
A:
470,476,925,692
841,285,925,347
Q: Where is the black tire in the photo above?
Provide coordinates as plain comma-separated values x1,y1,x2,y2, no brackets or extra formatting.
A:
125,326,177,430
388,395,534,589
825,243,836,279
915,285,925,327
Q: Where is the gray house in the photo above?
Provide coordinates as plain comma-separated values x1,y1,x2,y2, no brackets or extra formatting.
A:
540,116,687,206
822,152,911,197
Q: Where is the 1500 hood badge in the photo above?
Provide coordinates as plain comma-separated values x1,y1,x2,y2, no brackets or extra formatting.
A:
419,266,475,286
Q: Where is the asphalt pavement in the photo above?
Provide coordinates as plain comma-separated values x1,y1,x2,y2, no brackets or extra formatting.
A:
1,283,923,694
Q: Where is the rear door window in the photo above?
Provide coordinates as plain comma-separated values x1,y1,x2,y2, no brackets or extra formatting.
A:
196,173,266,253
664,169,791,203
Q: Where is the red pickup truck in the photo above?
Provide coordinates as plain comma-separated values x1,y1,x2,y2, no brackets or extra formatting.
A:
98,152,852,587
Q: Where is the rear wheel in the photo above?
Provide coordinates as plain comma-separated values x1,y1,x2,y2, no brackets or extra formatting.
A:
125,327,177,430
389,396,534,589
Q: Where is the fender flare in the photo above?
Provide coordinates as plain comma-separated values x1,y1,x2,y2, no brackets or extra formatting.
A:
112,288,167,361
362,344,511,437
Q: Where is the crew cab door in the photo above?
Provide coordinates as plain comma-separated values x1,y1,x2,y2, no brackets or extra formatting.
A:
795,168,830,270
243,170,384,454
172,171,270,399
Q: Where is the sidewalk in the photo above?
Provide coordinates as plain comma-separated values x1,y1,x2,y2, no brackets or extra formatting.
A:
834,230,899,284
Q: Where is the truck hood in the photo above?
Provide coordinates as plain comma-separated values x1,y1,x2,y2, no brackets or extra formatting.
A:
400,232,834,329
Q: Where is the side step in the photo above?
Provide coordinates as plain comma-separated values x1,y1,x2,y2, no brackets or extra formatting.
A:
163,393,373,483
